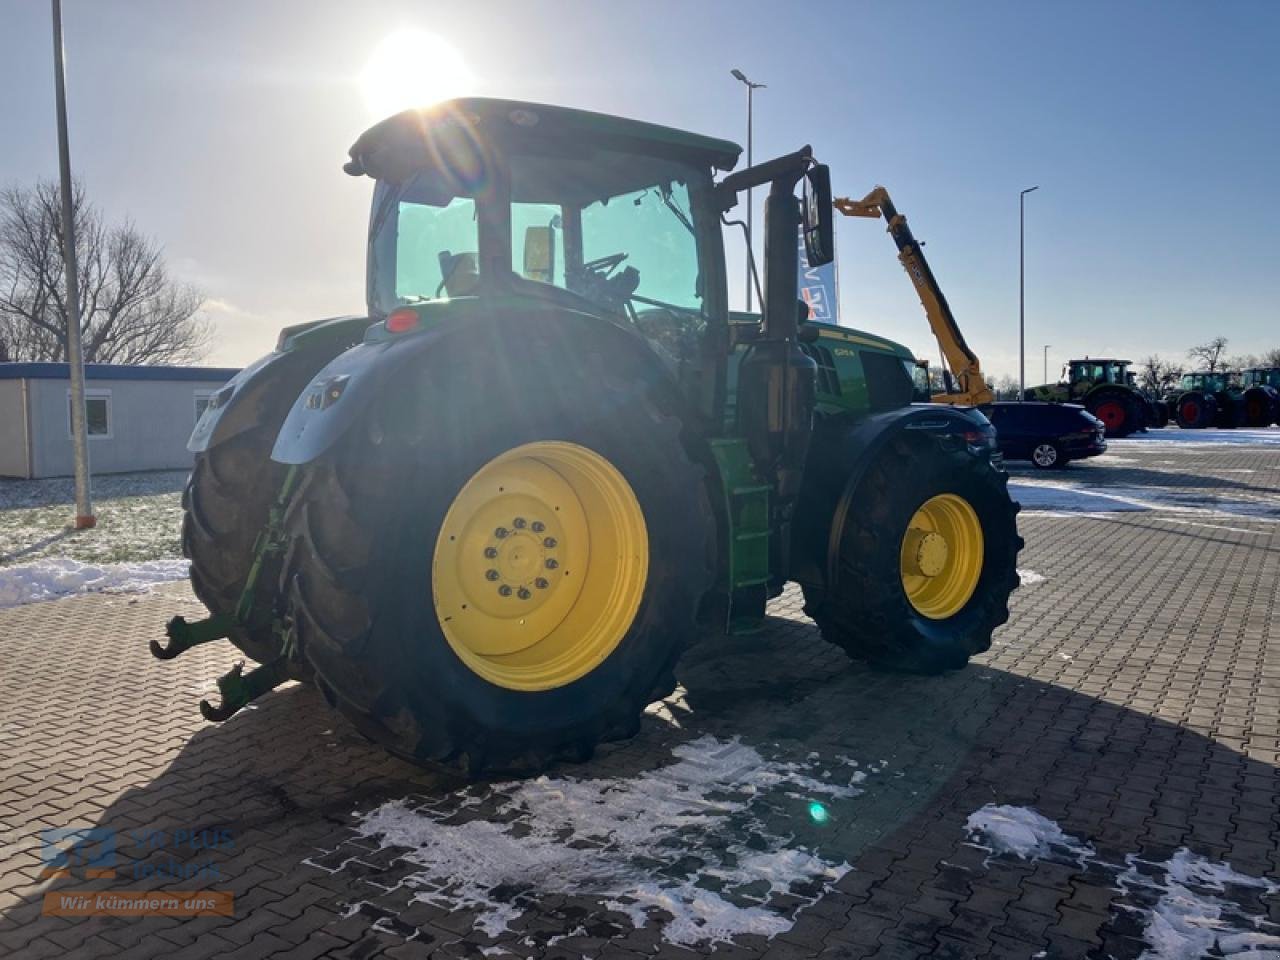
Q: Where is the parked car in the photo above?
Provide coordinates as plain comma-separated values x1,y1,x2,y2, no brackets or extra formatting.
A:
979,401,1106,469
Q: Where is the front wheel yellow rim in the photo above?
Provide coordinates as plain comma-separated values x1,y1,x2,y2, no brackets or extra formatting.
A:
899,493,984,620
432,441,649,691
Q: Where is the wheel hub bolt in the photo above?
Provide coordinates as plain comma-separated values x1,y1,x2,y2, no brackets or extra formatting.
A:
531,521,545,533
498,585,513,597
483,547,498,559
485,569,499,581
495,527,509,539
517,587,532,600
545,558,558,570
543,537,557,548
513,517,527,529
534,577,549,590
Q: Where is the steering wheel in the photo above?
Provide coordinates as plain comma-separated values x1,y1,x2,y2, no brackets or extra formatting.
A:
581,252,628,276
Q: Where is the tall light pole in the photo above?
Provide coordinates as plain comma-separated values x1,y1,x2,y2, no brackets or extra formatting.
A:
730,68,765,312
1043,344,1051,384
1018,185,1039,403
51,0,94,527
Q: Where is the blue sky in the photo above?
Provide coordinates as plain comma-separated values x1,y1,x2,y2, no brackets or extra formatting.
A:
2,0,1276,379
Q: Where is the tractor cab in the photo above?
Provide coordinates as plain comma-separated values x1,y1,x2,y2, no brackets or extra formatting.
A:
351,100,739,373
1066,358,1130,395
1180,371,1233,392
1242,368,1280,389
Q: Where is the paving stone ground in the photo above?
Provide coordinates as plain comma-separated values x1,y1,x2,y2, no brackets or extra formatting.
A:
1,435,1277,959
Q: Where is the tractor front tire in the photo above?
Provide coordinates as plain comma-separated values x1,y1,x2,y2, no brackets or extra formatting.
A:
1176,392,1216,429
283,350,714,776
803,436,1021,674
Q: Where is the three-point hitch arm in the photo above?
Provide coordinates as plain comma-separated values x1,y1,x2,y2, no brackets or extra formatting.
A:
834,187,993,407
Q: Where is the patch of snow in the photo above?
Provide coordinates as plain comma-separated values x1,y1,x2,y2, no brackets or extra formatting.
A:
968,805,1280,959
1017,569,1046,585
1116,849,1280,960
1010,482,1150,514
351,736,856,946
0,557,189,608
1010,480,1280,522
965,804,1094,867
1113,428,1280,446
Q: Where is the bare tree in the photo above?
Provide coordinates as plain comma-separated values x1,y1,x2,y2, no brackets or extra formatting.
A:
1186,337,1228,373
0,180,209,365
1139,355,1183,392
1262,348,1280,368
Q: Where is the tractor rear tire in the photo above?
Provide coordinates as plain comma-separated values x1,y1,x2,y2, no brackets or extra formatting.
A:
282,350,714,776
803,436,1021,674
182,427,299,669
1154,400,1170,428
1087,389,1143,437
1176,392,1216,429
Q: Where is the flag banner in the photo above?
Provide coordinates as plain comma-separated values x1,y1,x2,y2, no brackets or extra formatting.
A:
798,227,839,324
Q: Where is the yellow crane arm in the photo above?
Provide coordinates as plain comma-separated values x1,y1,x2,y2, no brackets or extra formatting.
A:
834,186,993,406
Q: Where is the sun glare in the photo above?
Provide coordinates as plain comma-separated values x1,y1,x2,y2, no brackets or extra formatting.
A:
359,29,474,119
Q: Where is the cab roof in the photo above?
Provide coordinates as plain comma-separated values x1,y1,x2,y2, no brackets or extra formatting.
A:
345,98,742,183
1068,357,1130,364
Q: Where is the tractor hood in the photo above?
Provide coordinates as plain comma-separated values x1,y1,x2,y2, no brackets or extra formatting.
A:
344,98,742,184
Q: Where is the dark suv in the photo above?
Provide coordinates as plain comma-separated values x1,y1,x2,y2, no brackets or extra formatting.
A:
980,401,1106,469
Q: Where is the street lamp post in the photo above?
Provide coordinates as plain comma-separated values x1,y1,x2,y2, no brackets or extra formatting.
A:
1043,344,1051,385
730,68,765,312
51,0,94,528
1019,185,1039,402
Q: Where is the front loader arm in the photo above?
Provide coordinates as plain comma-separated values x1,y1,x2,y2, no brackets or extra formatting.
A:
835,187,993,406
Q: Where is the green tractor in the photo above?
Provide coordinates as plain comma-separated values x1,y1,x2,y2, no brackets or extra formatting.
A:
157,99,1021,775
1025,358,1163,436
1165,370,1245,429
1241,368,1280,426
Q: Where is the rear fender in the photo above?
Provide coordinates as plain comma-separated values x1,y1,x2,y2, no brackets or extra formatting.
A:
270,307,682,465
791,405,997,603
188,315,371,453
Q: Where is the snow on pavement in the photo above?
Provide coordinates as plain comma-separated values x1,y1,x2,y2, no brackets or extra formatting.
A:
1111,428,1280,446
0,557,190,608
1009,479,1280,521
330,735,860,947
967,804,1280,959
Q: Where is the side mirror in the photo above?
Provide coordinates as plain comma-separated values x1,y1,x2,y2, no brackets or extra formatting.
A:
523,225,556,283
802,164,835,267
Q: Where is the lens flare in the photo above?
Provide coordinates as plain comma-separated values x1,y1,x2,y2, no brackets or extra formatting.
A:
808,801,830,824
359,29,474,119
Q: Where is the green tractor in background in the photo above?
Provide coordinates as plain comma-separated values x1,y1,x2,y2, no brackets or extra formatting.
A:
1165,370,1246,429
1241,368,1280,426
157,99,1021,776
1025,358,1165,436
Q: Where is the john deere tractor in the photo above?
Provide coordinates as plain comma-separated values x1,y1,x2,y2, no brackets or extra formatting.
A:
158,99,1021,775
1166,370,1245,429
1241,368,1280,426
1025,358,1162,436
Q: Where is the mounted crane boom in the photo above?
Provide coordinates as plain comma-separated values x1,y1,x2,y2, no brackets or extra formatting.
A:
834,186,993,406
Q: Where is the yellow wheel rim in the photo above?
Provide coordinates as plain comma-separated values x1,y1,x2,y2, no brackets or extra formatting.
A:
899,493,984,620
432,441,648,691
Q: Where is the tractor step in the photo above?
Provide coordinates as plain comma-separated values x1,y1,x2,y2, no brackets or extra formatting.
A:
200,658,292,722
150,614,235,660
709,438,772,633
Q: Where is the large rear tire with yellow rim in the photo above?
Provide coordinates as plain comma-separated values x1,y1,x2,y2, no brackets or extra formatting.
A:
281,345,713,776
803,435,1021,673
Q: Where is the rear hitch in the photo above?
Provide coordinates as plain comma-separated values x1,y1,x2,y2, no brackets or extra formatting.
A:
150,614,235,660
199,658,292,722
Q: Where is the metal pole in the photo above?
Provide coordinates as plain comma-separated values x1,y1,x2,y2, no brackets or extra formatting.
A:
1018,185,1039,403
1043,344,1050,384
745,83,753,313
731,69,765,313
51,0,94,528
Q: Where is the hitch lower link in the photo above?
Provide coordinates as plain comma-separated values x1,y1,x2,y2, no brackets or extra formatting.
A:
150,467,300,722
